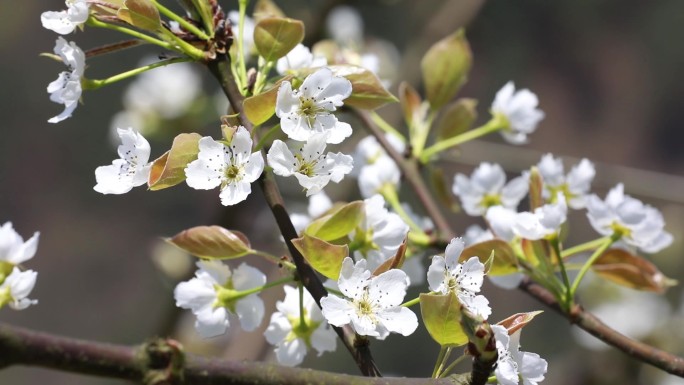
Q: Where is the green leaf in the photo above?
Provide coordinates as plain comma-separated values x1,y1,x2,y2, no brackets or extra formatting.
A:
117,0,162,32
148,133,201,190
305,201,364,242
253,0,286,21
328,65,398,110
460,239,518,275
421,29,472,110
292,234,348,280
243,76,292,125
168,226,253,259
420,293,468,347
435,98,477,141
592,249,678,293
497,311,543,335
253,17,304,61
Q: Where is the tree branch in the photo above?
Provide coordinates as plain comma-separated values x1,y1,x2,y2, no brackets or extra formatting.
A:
205,54,380,377
0,322,468,385
519,278,684,377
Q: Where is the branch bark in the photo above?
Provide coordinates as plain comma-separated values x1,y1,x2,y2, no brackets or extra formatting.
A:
0,322,467,385
205,54,380,377
519,278,684,377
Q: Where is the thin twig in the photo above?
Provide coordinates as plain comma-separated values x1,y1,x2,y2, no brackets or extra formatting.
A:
519,278,684,377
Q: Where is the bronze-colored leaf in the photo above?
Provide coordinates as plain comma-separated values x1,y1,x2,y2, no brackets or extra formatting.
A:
497,311,543,335
243,76,292,125
148,133,201,190
421,29,472,109
168,226,253,259
117,0,161,32
373,239,407,276
292,234,348,280
592,248,678,293
460,239,518,275
253,17,304,61
435,98,477,141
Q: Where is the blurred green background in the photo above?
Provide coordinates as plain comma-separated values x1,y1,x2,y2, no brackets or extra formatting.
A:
1,0,684,384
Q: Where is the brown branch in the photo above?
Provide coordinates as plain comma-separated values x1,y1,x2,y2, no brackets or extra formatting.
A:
519,278,684,377
205,54,380,377
0,322,472,385
353,110,455,241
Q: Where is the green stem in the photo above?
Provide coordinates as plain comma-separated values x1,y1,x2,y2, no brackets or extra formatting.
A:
298,282,307,328
411,110,437,159
568,235,617,299
323,286,343,297
435,347,452,378
157,28,205,60
550,237,571,297
233,276,295,300
252,249,296,271
369,111,407,143
432,346,448,378
419,116,503,163
236,0,249,91
401,296,421,308
438,353,468,378
561,237,612,259
82,57,192,89
254,124,281,151
150,0,210,40
380,185,425,235
87,18,174,50
253,58,275,95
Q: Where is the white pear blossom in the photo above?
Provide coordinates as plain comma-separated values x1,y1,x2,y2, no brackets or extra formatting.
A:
268,133,353,196
513,195,567,241
427,238,491,319
491,82,545,144
41,0,89,35
264,286,337,366
453,163,528,216
358,156,401,198
277,44,328,75
353,134,405,170
586,184,673,253
537,154,595,209
185,127,264,206
0,267,38,311
174,261,266,338
0,222,40,266
47,37,85,123
326,5,364,45
320,257,418,339
485,206,518,242
94,128,152,195
492,325,548,385
276,68,353,144
350,195,409,270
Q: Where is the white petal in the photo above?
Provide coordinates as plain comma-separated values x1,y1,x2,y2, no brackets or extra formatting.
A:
232,263,267,290
185,137,225,190
174,278,216,312
444,238,465,271
320,295,353,327
195,306,229,338
274,338,307,367
93,161,135,195
377,307,418,336
267,141,297,177
235,295,265,331
310,324,337,355
219,181,252,205
264,312,292,345
427,255,447,293
337,257,370,299
368,269,409,308
459,257,486,293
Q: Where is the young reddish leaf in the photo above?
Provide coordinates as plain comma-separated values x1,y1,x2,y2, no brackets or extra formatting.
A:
435,98,477,141
399,81,423,128
305,201,364,242
168,226,253,259
148,133,201,190
497,311,543,335
117,0,161,32
420,293,468,347
372,239,407,276
292,234,348,280
429,167,460,212
254,17,304,61
460,239,518,275
528,166,544,210
592,249,678,293
328,65,398,110
421,29,472,110
253,0,285,21
243,76,292,125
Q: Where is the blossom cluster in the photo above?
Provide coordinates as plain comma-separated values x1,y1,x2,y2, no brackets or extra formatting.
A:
0,222,39,311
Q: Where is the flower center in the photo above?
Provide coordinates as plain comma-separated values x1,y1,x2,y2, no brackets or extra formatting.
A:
354,294,378,324
610,222,632,239
225,164,243,181
0,285,12,309
286,313,321,346
349,227,379,256
481,193,502,208
298,97,324,128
